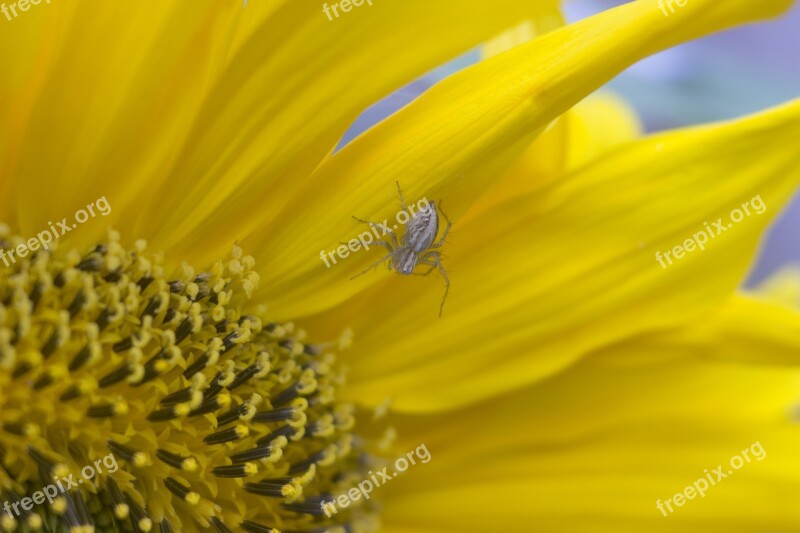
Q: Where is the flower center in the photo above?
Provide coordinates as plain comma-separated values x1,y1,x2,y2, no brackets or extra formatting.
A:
0,228,377,532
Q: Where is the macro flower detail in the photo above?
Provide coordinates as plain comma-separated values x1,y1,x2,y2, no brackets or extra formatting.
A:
2,0,800,531
0,228,374,532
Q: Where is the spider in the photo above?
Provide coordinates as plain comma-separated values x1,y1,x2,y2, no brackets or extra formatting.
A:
351,182,451,316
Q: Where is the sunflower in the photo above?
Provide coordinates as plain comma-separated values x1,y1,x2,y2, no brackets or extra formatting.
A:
379,288,800,533
1,0,799,532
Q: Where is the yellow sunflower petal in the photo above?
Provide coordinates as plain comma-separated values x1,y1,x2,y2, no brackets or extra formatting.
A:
147,0,564,263
596,293,800,367
320,99,800,412
469,90,643,220
676,296,800,365
0,0,235,245
250,0,793,317
378,354,800,532
1,0,564,254
756,266,800,308
563,91,643,171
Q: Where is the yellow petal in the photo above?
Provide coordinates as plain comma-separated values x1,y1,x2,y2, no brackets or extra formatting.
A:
251,0,793,317
147,0,564,263
469,90,643,220
755,266,800,309
320,99,800,412
0,0,236,245
562,91,643,171
598,293,800,367
378,354,800,532
1,0,564,255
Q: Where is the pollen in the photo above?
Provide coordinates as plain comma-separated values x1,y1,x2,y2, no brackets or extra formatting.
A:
0,229,380,532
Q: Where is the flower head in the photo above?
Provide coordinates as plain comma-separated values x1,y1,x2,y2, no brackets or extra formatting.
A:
2,0,800,531
0,228,380,531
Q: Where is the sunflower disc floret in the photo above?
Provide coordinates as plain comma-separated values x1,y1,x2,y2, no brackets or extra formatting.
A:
0,227,378,533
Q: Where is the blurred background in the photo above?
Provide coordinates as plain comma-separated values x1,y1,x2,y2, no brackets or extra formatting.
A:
341,0,800,287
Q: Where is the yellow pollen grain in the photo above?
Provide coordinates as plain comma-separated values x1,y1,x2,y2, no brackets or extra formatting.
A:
182,458,199,472
133,452,149,467
52,497,68,514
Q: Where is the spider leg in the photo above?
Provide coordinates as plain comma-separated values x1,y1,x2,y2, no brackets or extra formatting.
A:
341,240,393,252
431,202,452,249
352,216,400,248
409,264,437,276
373,240,393,251
395,181,409,213
418,251,449,317
350,253,393,280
